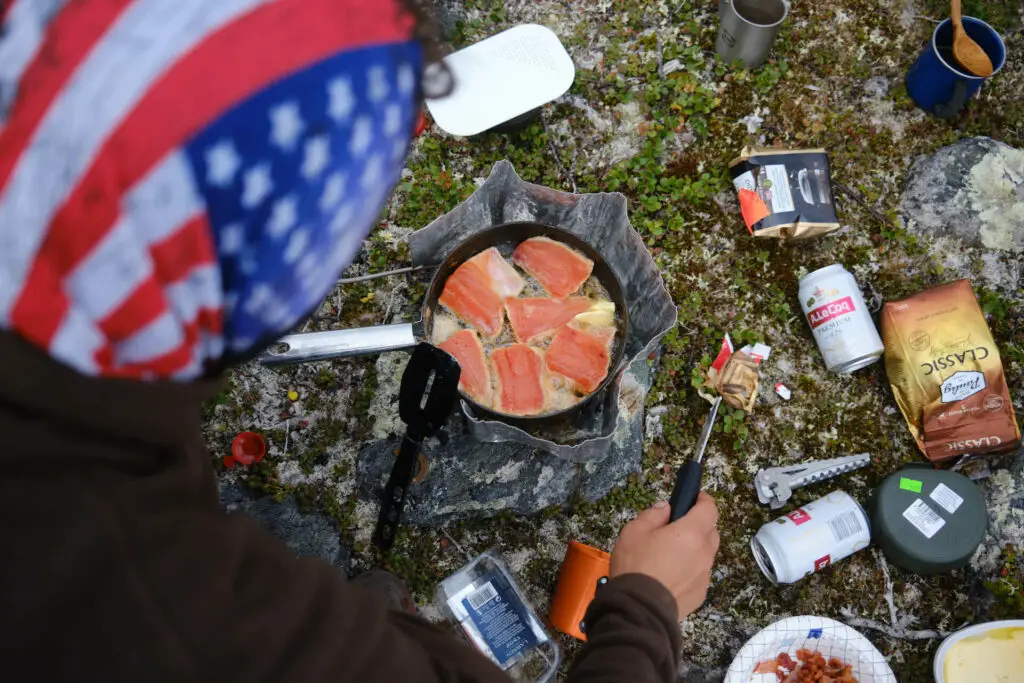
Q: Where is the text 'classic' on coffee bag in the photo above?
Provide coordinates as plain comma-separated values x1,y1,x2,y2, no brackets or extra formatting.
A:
881,280,1020,463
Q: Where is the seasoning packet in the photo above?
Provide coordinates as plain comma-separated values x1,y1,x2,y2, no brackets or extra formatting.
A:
729,147,839,240
703,334,772,413
881,280,1021,463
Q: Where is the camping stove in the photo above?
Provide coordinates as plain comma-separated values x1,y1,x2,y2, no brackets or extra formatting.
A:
410,162,677,462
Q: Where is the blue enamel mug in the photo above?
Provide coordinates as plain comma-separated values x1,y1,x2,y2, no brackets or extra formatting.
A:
906,16,1006,118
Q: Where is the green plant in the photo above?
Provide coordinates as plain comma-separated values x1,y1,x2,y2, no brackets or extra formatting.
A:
718,404,750,449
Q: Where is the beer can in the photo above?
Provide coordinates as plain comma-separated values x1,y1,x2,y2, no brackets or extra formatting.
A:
751,490,871,584
798,264,884,373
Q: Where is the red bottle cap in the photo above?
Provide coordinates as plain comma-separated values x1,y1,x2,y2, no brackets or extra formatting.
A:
228,432,266,467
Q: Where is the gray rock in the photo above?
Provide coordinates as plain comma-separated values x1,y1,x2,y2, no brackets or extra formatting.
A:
220,484,350,570
356,404,644,527
900,136,1024,252
356,349,653,526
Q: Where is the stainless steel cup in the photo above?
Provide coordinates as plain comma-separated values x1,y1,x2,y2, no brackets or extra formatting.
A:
716,0,788,69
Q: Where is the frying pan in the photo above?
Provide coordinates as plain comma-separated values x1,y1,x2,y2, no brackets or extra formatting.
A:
262,222,630,427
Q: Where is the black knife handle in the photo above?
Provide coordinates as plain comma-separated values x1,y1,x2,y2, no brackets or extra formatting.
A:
668,460,703,523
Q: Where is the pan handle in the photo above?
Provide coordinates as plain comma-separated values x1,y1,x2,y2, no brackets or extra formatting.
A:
259,324,418,366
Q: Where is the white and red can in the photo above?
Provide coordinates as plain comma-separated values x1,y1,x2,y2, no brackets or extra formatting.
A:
798,264,883,373
751,490,870,584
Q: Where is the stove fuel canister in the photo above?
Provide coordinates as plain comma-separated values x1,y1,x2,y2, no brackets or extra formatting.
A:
869,465,986,575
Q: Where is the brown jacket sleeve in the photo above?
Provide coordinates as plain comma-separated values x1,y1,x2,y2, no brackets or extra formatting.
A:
132,503,517,683
0,331,679,683
566,574,682,683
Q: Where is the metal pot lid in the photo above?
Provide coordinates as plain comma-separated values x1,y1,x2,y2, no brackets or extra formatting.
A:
425,25,575,137
869,465,987,575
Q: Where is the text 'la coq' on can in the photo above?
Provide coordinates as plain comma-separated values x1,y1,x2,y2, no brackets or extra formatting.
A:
798,264,884,373
751,490,871,584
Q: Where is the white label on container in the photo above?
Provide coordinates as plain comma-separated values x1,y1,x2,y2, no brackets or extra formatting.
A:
903,498,945,539
764,164,795,214
732,170,755,193
930,483,964,514
828,510,864,542
466,581,499,610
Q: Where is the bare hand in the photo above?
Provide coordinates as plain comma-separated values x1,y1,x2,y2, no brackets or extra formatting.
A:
609,493,720,620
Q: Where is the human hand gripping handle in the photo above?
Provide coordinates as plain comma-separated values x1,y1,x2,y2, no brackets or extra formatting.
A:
669,396,720,521
609,493,720,619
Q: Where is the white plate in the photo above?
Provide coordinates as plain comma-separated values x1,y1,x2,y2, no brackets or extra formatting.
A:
933,620,1024,683
724,616,896,683
425,24,575,136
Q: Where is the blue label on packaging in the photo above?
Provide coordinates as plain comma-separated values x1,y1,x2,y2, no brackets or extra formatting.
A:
462,570,539,668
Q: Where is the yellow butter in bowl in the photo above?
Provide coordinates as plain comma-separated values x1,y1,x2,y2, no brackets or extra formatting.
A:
942,626,1024,683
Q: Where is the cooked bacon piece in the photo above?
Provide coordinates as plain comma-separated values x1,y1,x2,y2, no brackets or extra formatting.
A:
511,237,594,299
545,325,611,394
491,344,546,416
505,297,592,342
438,248,525,337
438,330,492,405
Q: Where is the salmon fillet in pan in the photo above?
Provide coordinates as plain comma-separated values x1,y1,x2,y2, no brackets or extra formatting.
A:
511,237,594,299
506,297,592,343
546,325,612,394
492,344,546,416
438,329,492,406
439,248,526,337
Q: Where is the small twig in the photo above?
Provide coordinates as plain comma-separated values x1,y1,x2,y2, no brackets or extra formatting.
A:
833,181,899,232
656,34,664,77
337,265,429,285
874,548,900,629
840,613,946,640
440,526,473,562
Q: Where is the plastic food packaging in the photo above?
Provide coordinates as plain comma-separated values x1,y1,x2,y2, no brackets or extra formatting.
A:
725,616,896,682
437,550,559,682
549,541,611,641
729,147,839,240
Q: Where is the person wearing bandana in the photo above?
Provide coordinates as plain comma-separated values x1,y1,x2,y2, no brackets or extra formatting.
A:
0,1,720,680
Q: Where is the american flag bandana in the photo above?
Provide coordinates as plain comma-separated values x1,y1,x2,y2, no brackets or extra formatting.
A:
0,0,421,380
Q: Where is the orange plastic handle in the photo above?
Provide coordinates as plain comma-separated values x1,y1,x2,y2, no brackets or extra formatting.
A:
548,541,611,641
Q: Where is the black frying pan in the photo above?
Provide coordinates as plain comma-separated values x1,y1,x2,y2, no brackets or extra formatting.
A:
262,222,630,427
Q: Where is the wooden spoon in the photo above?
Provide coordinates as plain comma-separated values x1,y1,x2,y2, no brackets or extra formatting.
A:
951,0,994,77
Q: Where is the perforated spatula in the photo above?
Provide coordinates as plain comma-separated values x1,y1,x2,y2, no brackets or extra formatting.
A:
373,343,461,550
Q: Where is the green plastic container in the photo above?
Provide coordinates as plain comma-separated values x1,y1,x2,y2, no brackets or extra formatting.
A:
869,465,987,575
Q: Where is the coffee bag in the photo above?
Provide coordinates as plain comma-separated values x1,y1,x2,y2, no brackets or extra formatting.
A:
729,147,839,240
881,280,1020,463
